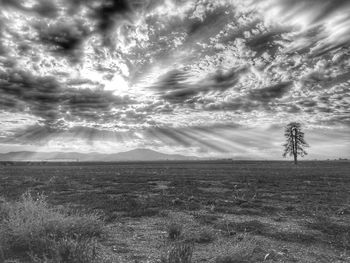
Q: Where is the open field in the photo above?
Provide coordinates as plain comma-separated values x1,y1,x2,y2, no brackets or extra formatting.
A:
0,161,350,262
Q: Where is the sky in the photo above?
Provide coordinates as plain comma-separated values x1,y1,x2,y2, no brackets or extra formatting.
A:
0,0,349,159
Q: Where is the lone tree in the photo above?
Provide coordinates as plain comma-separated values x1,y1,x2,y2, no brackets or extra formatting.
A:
283,122,309,165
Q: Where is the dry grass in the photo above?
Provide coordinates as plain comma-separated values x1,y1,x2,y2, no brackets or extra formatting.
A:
306,216,350,251
161,241,194,263
168,222,183,240
215,237,264,263
0,161,349,262
0,192,112,263
216,220,268,237
193,228,215,243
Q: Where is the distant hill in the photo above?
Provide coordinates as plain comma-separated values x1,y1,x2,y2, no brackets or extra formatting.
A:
0,149,198,162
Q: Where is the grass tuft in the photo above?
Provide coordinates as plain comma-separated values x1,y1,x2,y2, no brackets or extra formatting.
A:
168,222,183,240
161,241,194,263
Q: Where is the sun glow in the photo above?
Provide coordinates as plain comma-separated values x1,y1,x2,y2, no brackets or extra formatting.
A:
104,75,130,96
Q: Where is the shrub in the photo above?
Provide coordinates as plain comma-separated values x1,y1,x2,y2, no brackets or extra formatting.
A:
161,241,194,263
0,192,111,263
168,223,183,240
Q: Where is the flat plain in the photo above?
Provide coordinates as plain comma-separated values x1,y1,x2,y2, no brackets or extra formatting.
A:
0,161,349,262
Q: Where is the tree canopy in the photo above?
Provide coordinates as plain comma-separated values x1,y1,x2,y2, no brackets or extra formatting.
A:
283,122,309,164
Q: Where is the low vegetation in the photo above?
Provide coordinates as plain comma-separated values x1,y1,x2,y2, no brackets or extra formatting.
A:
0,192,112,263
168,222,183,240
215,237,263,263
193,228,215,243
161,241,194,263
306,216,350,251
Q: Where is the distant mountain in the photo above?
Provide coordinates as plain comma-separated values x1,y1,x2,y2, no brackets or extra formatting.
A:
0,149,198,162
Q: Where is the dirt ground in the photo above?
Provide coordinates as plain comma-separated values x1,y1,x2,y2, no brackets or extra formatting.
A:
0,160,349,262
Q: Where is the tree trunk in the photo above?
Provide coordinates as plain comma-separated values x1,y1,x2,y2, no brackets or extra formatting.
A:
294,153,297,165
293,128,298,165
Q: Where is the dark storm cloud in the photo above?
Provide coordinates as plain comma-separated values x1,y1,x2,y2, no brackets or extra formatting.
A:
67,0,163,29
0,71,61,119
0,70,134,127
1,1,88,62
301,69,350,91
154,67,248,103
87,0,165,46
213,68,248,87
1,0,150,57
31,1,59,18
155,70,197,102
1,0,22,9
94,0,131,34
37,22,89,62
202,82,293,112
248,82,292,102
158,70,189,91
246,29,288,57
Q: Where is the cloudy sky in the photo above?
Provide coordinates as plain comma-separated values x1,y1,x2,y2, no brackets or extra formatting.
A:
0,0,349,159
